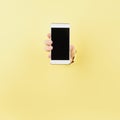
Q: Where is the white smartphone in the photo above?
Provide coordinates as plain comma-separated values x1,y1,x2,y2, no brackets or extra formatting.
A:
50,23,70,64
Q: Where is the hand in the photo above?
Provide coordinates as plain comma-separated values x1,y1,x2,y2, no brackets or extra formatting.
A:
45,33,76,63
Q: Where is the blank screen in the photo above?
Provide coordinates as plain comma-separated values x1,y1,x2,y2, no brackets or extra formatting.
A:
51,28,69,60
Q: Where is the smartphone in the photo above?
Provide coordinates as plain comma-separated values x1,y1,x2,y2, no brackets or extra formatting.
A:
50,23,70,64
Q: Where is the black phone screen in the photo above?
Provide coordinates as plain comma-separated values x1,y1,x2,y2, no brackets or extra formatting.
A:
51,28,69,60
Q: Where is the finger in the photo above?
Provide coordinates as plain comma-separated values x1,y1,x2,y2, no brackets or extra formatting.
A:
70,45,76,63
70,45,74,52
71,49,76,59
48,53,51,58
47,33,51,39
45,40,52,46
45,46,53,52
70,45,75,58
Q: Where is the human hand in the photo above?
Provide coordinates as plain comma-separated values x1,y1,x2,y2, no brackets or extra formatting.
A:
45,33,76,63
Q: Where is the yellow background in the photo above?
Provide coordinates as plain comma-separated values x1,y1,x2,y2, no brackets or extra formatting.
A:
0,0,120,119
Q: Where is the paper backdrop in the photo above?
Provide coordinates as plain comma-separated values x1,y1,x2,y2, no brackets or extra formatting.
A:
0,0,120,119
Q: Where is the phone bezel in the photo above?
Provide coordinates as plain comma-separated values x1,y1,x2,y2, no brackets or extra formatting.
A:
50,23,70,64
